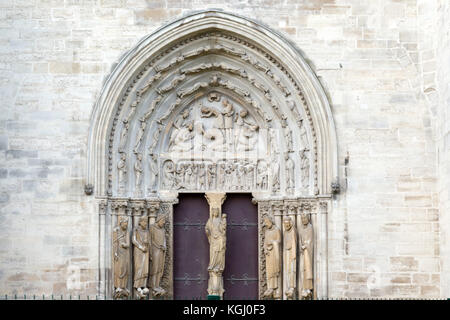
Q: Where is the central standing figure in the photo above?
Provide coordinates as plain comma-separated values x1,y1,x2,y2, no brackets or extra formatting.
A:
205,207,227,297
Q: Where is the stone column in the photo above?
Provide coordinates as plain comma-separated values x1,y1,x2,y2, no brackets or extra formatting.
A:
158,197,178,300
98,199,108,299
252,198,270,299
316,200,328,299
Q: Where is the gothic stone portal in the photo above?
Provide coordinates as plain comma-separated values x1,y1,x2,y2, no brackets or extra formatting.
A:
91,11,337,300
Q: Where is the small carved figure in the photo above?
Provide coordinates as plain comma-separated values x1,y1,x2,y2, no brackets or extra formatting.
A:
149,215,167,297
198,163,206,190
149,153,159,191
234,109,259,151
283,216,297,300
257,161,268,190
132,216,150,299
207,164,216,190
117,153,127,189
162,160,175,189
271,154,280,193
113,216,130,299
285,129,293,151
285,153,295,193
217,163,226,189
134,120,147,153
118,122,129,152
244,162,255,190
300,149,310,188
134,153,143,192
299,213,314,299
263,215,281,299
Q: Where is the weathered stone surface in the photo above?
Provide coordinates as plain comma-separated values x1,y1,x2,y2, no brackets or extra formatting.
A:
0,1,448,299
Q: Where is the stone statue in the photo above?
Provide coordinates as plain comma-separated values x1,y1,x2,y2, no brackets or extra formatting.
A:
299,213,314,299
207,164,216,190
217,163,226,188
117,153,127,190
283,216,297,300
262,215,281,299
222,99,234,149
134,153,143,193
285,129,293,151
132,216,150,299
198,163,206,190
118,122,129,152
234,109,259,151
162,160,175,189
149,215,167,297
170,120,194,152
134,120,147,153
149,153,159,191
300,148,310,188
113,216,130,299
271,153,280,193
285,153,295,193
205,207,227,297
256,161,268,190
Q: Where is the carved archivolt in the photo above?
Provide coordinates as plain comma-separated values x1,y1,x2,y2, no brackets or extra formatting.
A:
88,10,338,300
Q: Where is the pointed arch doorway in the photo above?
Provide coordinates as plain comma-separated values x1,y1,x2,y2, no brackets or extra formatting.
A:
89,10,339,300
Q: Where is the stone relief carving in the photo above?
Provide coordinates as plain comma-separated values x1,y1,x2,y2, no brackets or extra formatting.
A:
300,148,310,189
133,121,147,153
285,152,295,194
283,216,297,300
113,216,130,299
262,214,281,299
149,215,167,297
117,153,127,194
132,216,150,299
134,153,143,197
299,212,314,299
97,19,335,301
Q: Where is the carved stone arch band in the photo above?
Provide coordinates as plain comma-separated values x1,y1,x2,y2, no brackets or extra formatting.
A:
87,10,338,300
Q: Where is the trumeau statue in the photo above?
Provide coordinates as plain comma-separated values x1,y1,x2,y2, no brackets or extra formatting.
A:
132,216,150,299
299,213,314,299
149,215,167,297
263,215,281,299
113,216,130,299
283,216,297,300
205,207,227,297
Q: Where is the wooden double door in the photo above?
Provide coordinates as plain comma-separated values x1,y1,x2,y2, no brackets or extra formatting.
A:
173,193,258,300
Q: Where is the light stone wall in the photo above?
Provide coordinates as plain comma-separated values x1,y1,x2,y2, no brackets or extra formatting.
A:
0,0,447,298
